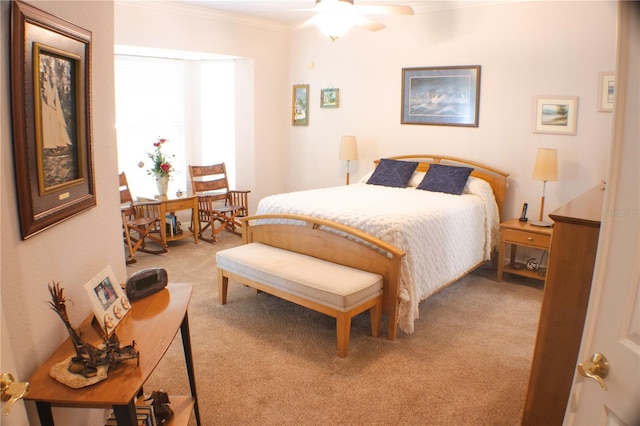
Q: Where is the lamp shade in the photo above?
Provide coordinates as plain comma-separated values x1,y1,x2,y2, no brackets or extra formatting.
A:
339,136,358,161
532,148,558,182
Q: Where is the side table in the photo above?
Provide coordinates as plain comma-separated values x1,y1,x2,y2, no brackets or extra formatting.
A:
25,283,201,426
497,218,552,282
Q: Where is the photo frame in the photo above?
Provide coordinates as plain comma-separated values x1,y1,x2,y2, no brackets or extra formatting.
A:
84,265,131,335
597,72,615,112
320,88,339,108
11,1,96,239
401,65,481,127
292,84,309,126
533,96,579,135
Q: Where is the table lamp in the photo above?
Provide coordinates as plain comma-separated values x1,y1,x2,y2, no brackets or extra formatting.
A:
339,135,358,185
530,148,558,227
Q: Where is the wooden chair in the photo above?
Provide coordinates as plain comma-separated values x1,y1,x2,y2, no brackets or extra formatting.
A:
189,163,250,243
119,172,167,264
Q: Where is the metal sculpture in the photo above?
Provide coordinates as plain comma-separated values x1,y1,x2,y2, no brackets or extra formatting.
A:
48,281,139,379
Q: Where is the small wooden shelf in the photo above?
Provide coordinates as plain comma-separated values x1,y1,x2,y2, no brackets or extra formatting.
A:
502,262,547,280
26,284,201,426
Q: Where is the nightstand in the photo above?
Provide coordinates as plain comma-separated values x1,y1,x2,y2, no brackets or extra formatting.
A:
497,218,552,282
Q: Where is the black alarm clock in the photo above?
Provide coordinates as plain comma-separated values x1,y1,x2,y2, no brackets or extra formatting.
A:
125,268,168,300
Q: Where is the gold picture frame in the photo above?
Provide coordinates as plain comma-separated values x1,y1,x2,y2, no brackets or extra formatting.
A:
292,84,309,126
320,88,339,108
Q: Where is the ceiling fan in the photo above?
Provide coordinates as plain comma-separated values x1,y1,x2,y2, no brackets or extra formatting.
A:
298,0,414,41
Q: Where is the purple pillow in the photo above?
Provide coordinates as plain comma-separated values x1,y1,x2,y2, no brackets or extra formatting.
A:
417,164,473,195
367,159,419,188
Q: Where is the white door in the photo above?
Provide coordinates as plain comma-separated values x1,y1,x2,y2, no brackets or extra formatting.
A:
1,309,30,424
564,2,640,424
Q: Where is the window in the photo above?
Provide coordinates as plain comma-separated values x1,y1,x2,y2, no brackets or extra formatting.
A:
115,55,235,197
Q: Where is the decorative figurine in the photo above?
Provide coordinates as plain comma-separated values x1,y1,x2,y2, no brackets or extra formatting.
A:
47,281,139,383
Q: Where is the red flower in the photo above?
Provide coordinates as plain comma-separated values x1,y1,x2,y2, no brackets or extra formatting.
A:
160,163,171,173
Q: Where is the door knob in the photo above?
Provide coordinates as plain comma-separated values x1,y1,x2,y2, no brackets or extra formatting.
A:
1,373,30,416
577,353,609,391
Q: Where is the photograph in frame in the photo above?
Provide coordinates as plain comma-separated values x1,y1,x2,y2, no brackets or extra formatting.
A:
533,96,579,135
320,88,339,108
84,265,131,335
292,84,309,126
10,1,96,239
401,66,481,127
597,72,615,112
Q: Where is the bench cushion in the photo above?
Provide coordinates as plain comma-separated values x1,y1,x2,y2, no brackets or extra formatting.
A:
216,243,383,312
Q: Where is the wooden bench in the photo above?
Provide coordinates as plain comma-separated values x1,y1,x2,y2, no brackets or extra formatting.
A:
216,214,405,357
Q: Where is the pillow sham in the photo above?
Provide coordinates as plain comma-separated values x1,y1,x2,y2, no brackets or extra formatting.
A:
366,158,419,188
416,163,473,195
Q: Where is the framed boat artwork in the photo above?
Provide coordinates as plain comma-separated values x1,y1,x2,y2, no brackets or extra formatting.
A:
401,65,481,127
10,1,96,239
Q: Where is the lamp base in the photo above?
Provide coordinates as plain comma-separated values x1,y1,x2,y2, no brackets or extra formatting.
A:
529,220,553,227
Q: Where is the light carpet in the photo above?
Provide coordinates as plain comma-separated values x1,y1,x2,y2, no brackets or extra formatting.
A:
127,231,543,425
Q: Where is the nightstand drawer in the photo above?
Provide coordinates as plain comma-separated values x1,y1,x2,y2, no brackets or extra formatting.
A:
502,229,551,248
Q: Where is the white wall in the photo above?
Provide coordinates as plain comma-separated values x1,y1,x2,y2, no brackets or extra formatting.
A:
1,0,122,423
114,1,616,221
285,1,617,221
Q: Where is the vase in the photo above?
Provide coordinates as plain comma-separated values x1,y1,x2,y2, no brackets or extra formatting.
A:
155,175,169,196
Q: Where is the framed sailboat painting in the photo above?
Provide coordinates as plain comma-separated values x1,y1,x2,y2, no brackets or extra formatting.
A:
10,1,96,239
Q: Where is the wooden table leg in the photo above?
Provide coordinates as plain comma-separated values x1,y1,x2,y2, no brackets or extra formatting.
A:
180,312,201,426
36,401,54,425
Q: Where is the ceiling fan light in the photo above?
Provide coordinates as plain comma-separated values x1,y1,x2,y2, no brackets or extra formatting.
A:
313,11,354,41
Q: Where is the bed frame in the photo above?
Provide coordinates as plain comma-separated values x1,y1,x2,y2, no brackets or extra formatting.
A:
376,155,509,220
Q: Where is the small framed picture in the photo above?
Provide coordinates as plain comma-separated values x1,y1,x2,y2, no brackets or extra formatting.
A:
598,72,615,112
533,96,579,135
292,84,309,126
320,88,339,108
84,265,131,334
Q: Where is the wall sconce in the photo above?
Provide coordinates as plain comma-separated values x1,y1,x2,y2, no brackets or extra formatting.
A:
338,135,358,185
531,148,558,227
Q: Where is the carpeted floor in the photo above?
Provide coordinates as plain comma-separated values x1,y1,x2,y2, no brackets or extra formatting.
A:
127,231,543,425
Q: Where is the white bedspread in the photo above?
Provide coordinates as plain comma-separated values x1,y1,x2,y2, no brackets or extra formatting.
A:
255,177,500,334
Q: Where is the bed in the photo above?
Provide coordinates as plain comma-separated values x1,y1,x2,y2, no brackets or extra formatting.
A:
255,155,509,337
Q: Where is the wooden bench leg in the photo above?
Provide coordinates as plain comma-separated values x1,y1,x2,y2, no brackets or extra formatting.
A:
370,297,382,338
217,269,228,305
336,312,351,358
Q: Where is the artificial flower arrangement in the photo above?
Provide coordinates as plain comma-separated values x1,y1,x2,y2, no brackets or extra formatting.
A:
138,137,175,178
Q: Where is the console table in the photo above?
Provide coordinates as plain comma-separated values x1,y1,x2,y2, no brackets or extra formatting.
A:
25,283,201,426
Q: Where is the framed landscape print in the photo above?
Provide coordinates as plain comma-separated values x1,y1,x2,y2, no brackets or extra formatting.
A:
533,96,579,135
320,88,339,108
292,84,309,126
11,1,96,239
401,65,481,127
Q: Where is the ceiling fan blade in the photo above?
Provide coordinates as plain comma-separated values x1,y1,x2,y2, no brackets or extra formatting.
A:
352,14,385,31
356,5,414,16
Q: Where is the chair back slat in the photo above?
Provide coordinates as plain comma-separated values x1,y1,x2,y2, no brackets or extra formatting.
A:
189,163,231,195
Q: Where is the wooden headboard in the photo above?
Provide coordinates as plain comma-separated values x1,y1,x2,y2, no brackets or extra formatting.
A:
374,155,509,220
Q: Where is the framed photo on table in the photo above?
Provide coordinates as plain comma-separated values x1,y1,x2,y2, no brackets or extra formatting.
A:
10,1,96,239
533,96,579,135
401,65,481,127
292,84,309,126
85,266,131,335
